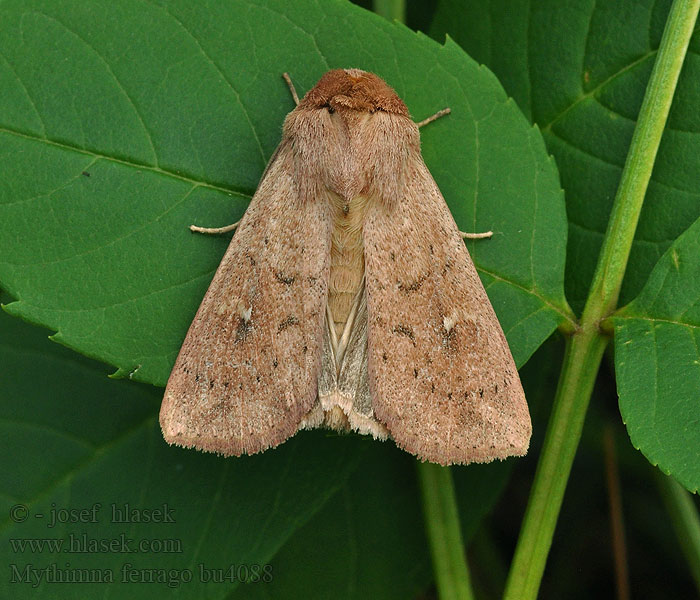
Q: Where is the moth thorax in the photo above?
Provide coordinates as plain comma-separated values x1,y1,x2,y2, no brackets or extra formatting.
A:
328,193,369,339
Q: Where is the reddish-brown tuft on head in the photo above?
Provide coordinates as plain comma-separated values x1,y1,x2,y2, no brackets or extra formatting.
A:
299,69,409,116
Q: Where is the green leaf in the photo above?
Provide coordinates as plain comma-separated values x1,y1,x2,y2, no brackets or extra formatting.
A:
430,0,700,314
0,0,570,387
0,301,513,599
611,216,700,494
234,445,434,599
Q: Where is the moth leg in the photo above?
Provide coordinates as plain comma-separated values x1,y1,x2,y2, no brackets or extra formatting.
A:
191,73,299,238
190,72,299,238
460,230,493,239
416,107,451,128
282,73,300,106
189,220,240,235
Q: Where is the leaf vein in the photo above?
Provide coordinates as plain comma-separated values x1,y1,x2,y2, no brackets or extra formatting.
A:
35,11,159,165
0,48,46,135
149,0,267,167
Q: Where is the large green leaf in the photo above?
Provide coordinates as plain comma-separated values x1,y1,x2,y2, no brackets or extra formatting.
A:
611,217,700,493
236,445,435,599
235,446,512,599
0,0,570,388
430,0,700,314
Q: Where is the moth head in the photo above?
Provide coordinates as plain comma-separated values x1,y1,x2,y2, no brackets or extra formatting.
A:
299,69,409,117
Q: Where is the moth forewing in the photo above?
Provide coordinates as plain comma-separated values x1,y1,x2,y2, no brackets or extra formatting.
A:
364,149,531,465
160,68,531,465
160,140,332,456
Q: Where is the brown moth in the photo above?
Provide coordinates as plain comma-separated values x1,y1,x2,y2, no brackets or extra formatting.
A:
160,69,531,465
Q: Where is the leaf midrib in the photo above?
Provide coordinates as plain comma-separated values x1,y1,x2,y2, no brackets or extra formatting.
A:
0,126,255,199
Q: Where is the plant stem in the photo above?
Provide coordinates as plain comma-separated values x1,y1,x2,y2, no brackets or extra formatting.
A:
417,462,475,600
503,329,607,599
373,0,406,23
503,1,700,598
654,470,700,594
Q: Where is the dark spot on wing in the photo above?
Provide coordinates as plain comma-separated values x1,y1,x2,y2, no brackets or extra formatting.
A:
392,324,415,345
441,325,457,353
236,317,253,342
278,315,299,332
441,259,454,277
275,272,295,285
398,274,427,293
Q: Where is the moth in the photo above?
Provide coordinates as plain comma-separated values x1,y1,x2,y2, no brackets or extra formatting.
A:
160,69,531,465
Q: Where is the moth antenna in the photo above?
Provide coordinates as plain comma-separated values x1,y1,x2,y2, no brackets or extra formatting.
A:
189,220,240,235
282,73,300,106
416,107,451,128
418,110,491,239
460,230,493,240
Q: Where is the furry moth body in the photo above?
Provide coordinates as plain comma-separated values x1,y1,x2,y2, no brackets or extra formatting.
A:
160,69,531,465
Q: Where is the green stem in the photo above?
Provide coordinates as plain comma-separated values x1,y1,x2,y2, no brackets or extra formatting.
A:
503,330,608,599
373,0,406,23
654,470,700,594
503,2,700,599
417,462,475,600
